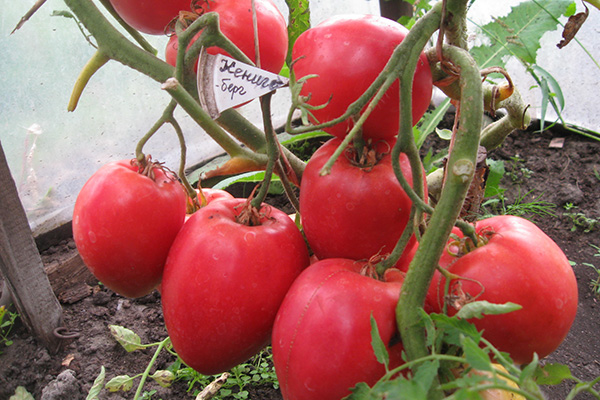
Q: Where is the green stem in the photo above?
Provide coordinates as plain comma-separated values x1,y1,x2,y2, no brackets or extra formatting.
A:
161,78,264,164
67,50,110,112
396,41,483,380
64,0,174,82
132,337,170,400
96,0,157,55
251,92,277,209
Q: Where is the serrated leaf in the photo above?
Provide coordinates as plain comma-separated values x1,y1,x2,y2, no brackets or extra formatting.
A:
86,366,105,400
105,375,134,392
456,301,522,319
533,363,574,385
430,313,482,347
285,0,310,64
109,325,145,352
470,0,572,68
462,335,492,372
9,386,34,400
370,314,389,370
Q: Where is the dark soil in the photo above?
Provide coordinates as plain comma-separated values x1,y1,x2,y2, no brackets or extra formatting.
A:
1,122,599,400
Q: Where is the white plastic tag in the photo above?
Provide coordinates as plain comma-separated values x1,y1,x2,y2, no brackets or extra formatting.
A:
197,51,289,119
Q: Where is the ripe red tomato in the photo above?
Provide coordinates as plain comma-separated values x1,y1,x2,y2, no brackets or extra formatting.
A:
272,258,406,400
108,0,191,35
426,215,578,364
299,138,424,265
292,14,433,141
72,159,187,298
165,0,288,74
161,198,310,374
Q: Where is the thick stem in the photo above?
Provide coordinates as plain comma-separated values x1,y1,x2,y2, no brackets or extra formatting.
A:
64,0,174,83
397,43,482,376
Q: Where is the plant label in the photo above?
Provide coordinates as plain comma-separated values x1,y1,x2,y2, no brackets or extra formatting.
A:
197,51,289,119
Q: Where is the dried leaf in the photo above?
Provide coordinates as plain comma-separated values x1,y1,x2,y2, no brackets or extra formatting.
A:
11,0,47,34
557,4,589,49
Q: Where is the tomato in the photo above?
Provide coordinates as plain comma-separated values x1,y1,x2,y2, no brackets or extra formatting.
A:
272,258,406,400
72,159,187,298
299,137,424,266
199,187,234,203
426,215,578,364
161,198,310,374
292,14,433,140
108,0,191,35
165,0,288,74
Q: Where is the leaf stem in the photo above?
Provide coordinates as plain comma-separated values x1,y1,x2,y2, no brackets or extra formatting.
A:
132,337,171,400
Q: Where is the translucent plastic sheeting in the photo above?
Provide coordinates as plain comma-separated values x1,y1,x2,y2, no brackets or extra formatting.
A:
0,0,380,237
467,0,600,133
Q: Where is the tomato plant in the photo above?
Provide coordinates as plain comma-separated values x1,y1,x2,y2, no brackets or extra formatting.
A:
292,14,433,140
426,215,578,365
165,0,288,74
299,137,424,265
161,198,310,375
72,159,187,298
108,0,191,35
272,258,406,400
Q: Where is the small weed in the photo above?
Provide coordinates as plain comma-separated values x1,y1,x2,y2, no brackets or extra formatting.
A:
506,155,534,184
174,347,278,399
480,190,556,219
0,306,18,351
563,204,598,232
583,244,600,299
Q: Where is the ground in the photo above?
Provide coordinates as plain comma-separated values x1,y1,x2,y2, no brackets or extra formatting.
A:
0,122,599,399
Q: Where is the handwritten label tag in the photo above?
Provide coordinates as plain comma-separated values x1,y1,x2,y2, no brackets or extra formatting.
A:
197,51,289,119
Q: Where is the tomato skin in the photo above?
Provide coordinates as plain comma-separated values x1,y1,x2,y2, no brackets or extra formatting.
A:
165,0,288,75
299,138,423,265
292,14,432,140
426,215,578,364
72,160,187,298
109,0,191,35
161,198,310,375
272,258,405,400
199,187,234,203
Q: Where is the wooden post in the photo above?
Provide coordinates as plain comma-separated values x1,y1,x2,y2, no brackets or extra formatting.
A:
0,141,63,353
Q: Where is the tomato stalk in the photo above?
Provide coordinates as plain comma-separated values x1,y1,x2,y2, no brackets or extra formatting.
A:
96,0,158,55
397,42,483,383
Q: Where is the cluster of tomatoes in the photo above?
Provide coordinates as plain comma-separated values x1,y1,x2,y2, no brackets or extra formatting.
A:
73,1,578,399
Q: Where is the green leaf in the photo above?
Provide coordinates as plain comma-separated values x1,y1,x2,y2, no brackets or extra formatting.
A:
470,0,573,68
86,366,105,400
108,325,145,352
528,64,565,129
435,128,453,141
456,301,522,319
9,386,35,400
430,313,481,347
484,159,506,197
285,0,311,64
533,363,574,385
420,309,437,349
462,335,493,372
105,375,134,392
414,98,452,149
370,314,389,370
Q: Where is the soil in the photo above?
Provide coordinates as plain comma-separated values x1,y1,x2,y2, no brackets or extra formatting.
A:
1,122,599,400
